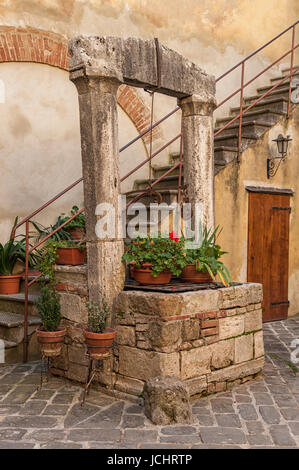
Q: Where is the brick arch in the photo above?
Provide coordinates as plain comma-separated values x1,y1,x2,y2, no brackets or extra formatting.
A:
0,25,161,143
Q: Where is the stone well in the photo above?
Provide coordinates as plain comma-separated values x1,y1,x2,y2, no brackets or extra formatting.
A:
51,269,264,401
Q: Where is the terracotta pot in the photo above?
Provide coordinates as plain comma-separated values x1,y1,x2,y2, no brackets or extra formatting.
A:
181,264,213,283
133,265,171,285
0,275,22,295
55,247,86,266
68,227,85,240
84,328,116,360
36,327,66,357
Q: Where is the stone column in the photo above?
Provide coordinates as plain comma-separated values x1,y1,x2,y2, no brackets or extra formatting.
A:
70,69,125,309
179,92,217,231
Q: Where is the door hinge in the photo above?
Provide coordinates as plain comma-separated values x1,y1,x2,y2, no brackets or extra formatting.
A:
272,206,291,212
271,300,290,306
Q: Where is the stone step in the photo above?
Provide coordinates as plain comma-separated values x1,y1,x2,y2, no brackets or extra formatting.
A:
270,69,299,83
0,293,39,316
230,96,289,116
0,335,40,365
214,120,271,138
214,133,259,151
134,174,183,191
216,108,286,127
244,85,296,104
125,188,179,206
0,311,41,343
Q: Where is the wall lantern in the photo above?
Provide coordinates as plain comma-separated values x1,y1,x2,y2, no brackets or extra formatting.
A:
267,134,292,179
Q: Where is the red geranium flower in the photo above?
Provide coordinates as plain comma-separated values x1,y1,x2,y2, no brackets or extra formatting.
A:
169,232,179,242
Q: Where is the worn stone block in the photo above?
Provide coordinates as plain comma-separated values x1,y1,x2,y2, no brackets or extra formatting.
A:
51,344,68,371
245,309,263,332
67,362,88,383
181,290,220,314
64,321,85,345
148,321,181,352
115,291,183,317
143,375,192,425
218,315,244,340
254,331,264,358
207,357,264,383
114,375,144,396
235,334,253,363
59,293,88,324
185,376,207,396
116,326,136,347
68,345,89,366
211,339,234,369
118,346,180,381
182,318,200,341
180,345,212,380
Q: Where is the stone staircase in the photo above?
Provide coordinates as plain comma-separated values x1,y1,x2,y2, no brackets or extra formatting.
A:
128,67,298,198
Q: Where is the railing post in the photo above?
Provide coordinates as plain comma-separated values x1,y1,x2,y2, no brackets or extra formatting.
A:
288,25,296,117
23,220,29,363
238,62,245,162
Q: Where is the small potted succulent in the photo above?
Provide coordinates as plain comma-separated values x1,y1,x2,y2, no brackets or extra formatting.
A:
182,225,231,286
122,232,186,285
35,286,66,357
84,299,116,360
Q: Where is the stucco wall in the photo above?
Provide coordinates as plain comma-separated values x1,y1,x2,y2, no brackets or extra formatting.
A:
0,62,145,241
214,104,299,316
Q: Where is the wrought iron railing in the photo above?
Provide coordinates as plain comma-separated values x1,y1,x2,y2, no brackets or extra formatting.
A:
10,20,298,362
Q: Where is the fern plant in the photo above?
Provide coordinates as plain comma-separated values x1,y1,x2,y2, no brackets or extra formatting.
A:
35,286,62,332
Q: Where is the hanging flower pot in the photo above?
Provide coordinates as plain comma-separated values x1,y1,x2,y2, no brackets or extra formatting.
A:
0,275,22,295
84,328,116,360
133,263,172,285
55,247,86,266
181,264,213,283
36,327,66,357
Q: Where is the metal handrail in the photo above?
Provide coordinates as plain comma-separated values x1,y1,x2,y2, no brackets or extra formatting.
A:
17,20,298,362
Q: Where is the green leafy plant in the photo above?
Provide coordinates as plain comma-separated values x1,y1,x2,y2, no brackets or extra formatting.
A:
35,286,62,331
122,232,186,277
62,206,85,230
184,225,231,287
0,218,39,275
38,239,86,285
86,299,110,334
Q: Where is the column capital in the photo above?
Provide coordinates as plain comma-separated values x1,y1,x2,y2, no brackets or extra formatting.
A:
178,92,217,117
70,67,121,96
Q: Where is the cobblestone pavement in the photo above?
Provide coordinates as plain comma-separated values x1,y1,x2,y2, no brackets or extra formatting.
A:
0,319,298,449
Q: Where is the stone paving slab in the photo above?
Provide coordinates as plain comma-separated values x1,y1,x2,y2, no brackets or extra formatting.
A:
0,318,298,449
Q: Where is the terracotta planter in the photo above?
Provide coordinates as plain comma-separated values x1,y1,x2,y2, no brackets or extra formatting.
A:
133,264,171,285
84,328,116,360
181,264,213,283
68,227,85,240
55,247,86,266
0,275,22,295
36,327,66,357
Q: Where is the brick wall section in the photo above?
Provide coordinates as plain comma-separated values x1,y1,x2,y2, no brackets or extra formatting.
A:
0,26,161,143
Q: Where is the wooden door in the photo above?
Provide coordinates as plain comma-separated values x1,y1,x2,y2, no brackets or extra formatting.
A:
247,191,290,322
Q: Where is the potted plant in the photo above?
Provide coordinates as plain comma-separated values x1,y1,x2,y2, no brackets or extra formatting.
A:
35,286,66,357
182,225,231,286
40,239,86,269
63,205,86,240
122,232,186,285
84,299,116,360
0,218,39,294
